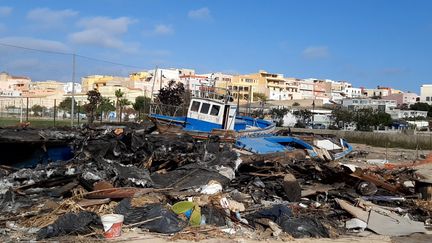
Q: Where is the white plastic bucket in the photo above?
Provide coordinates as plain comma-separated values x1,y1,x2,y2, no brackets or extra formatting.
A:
101,214,124,238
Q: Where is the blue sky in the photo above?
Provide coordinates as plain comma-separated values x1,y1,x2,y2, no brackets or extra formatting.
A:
0,0,431,92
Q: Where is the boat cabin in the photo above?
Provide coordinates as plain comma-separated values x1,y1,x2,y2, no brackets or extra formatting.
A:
185,98,238,132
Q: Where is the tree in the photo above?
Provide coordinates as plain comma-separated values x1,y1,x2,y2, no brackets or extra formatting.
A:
331,108,354,128
58,97,76,113
157,80,185,105
251,109,265,119
97,97,116,120
85,89,102,124
269,107,289,127
31,104,44,117
410,102,432,117
398,103,409,110
292,102,300,107
352,108,392,131
115,89,124,121
293,109,313,125
372,111,392,128
410,102,429,111
118,98,131,122
157,80,185,115
133,96,151,120
253,92,267,102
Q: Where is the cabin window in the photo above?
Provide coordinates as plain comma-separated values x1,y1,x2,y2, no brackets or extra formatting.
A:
210,105,220,116
191,101,200,112
200,103,210,114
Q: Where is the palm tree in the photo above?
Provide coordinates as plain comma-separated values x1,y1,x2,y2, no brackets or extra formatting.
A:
115,89,124,121
118,98,131,122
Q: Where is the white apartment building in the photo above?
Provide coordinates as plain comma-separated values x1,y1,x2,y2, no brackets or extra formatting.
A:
342,98,397,112
63,82,82,94
201,72,233,87
344,87,362,98
284,78,302,100
388,109,428,120
420,84,432,104
298,79,314,99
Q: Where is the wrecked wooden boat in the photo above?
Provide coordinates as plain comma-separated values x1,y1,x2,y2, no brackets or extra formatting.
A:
148,86,275,140
149,86,353,160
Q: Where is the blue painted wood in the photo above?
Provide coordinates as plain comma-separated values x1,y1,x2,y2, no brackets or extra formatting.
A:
235,136,316,155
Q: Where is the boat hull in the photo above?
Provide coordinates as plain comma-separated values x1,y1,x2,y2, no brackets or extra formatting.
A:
148,114,275,141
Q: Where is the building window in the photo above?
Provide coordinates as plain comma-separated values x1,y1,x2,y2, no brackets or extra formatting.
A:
191,101,200,112
210,105,220,116
427,97,430,102
200,103,210,114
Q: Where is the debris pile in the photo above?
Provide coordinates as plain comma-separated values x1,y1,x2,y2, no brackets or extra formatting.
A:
0,125,431,241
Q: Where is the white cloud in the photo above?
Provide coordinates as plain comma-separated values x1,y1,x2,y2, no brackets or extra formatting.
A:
0,6,12,17
154,24,174,35
69,16,137,51
143,24,174,36
27,8,78,28
188,7,212,20
302,46,330,60
0,36,70,52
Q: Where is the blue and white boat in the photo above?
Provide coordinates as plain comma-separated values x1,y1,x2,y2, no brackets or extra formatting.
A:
149,86,352,160
149,87,275,140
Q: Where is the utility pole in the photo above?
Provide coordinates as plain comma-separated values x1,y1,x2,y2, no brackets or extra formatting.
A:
53,99,56,126
20,98,23,123
237,90,240,116
159,70,163,90
150,66,158,101
26,97,29,122
71,53,76,127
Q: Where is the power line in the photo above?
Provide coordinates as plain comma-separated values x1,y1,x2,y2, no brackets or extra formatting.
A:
0,42,143,69
75,54,142,69
0,42,70,55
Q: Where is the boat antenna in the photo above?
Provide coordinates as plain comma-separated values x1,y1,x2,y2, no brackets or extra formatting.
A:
150,66,158,101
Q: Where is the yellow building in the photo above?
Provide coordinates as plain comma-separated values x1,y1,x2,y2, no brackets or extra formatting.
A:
127,71,154,96
215,74,258,103
247,70,290,101
81,75,129,93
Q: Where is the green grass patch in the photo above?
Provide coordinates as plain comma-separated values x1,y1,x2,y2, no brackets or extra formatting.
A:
0,117,71,128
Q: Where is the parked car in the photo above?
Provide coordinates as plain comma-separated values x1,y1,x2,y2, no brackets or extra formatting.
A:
312,123,326,129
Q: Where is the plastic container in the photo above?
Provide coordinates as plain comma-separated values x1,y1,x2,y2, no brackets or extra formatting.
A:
101,214,124,239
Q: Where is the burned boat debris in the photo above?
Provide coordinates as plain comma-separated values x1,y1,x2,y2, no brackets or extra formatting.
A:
0,123,431,241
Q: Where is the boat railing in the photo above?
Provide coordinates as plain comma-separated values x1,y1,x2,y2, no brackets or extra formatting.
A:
150,102,188,117
190,85,233,103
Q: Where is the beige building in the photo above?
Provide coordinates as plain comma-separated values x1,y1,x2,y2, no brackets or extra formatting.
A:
420,84,432,104
284,78,302,100
0,71,31,96
241,70,292,101
215,74,258,103
27,80,65,96
81,75,129,93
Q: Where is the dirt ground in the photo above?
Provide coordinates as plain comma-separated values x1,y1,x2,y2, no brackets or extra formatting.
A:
111,230,432,243
340,143,432,166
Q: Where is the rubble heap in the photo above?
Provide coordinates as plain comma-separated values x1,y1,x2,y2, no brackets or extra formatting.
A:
0,125,431,241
